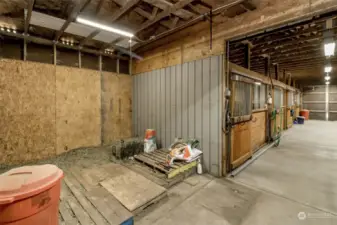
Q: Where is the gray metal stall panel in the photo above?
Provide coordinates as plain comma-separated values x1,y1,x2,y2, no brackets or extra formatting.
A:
303,85,326,120
133,55,223,176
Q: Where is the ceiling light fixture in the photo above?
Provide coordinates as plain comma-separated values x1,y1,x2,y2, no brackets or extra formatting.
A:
325,75,331,81
326,81,330,85
325,65,332,73
254,82,261,85
324,42,335,57
76,17,134,38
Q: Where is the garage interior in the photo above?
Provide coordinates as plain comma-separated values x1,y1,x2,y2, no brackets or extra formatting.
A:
1,0,337,225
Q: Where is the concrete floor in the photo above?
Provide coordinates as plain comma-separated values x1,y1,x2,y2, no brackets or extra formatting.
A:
136,121,337,225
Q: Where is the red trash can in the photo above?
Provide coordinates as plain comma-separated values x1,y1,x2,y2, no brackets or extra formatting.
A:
0,164,63,225
300,109,310,120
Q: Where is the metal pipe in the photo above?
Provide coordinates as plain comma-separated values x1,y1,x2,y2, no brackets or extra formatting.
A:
209,9,213,50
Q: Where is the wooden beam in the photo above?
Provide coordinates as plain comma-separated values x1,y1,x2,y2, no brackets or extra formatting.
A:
0,29,127,59
187,3,207,15
136,0,195,33
95,0,105,14
53,44,57,65
142,0,194,20
24,0,35,34
230,41,321,59
136,6,178,29
54,0,91,41
243,43,251,69
252,25,323,47
264,56,270,77
161,16,180,29
274,64,279,80
80,0,140,47
239,0,256,11
100,37,124,51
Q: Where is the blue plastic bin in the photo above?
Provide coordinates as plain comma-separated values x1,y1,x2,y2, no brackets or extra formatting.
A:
297,116,305,124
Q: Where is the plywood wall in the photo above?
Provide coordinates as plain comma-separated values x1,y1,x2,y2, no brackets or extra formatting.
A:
0,59,132,165
55,67,101,154
0,59,56,164
102,72,132,144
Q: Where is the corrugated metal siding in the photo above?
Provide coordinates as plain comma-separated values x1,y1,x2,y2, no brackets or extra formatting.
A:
133,55,223,176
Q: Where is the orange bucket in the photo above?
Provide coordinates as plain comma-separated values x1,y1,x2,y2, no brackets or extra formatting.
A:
0,164,64,225
300,110,310,120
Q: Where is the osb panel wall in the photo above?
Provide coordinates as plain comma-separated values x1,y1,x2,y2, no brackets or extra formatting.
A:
0,59,56,164
133,0,337,74
102,72,132,144
56,66,101,154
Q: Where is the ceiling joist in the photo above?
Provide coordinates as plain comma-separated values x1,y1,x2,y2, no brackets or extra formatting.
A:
79,0,140,47
54,0,91,41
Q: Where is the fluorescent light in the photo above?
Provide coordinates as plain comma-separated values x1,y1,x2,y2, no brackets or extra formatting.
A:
324,42,335,56
325,76,331,81
255,82,261,85
326,81,330,85
325,66,332,73
76,17,133,38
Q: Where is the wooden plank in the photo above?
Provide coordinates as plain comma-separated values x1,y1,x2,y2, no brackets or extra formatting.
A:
84,187,133,225
59,201,78,225
68,167,94,191
64,174,109,225
61,181,93,225
167,160,198,179
134,154,170,173
100,164,167,212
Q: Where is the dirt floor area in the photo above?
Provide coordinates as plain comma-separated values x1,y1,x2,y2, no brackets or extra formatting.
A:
2,121,337,225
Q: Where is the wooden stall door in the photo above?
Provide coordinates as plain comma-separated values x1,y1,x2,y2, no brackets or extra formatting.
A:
231,121,252,169
287,108,293,128
251,111,267,152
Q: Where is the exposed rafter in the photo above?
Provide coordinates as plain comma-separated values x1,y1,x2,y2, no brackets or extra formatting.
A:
95,0,105,14
54,0,92,41
134,0,248,52
79,0,140,47
142,0,194,20
136,0,195,33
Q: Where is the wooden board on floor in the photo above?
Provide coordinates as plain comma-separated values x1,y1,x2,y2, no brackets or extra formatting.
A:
100,163,167,212
85,187,133,225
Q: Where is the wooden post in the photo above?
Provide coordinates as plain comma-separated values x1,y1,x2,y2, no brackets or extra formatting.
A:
274,64,279,80
288,73,292,86
53,44,57,65
243,43,251,69
117,58,120,74
23,39,27,61
264,56,270,77
99,55,102,72
283,69,286,83
78,50,81,68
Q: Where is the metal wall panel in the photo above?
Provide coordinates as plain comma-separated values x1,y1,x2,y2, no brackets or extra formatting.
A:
303,85,327,120
310,112,326,120
133,55,223,176
303,93,325,101
303,103,325,110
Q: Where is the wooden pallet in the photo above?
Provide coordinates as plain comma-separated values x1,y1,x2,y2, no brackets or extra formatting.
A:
134,149,198,179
